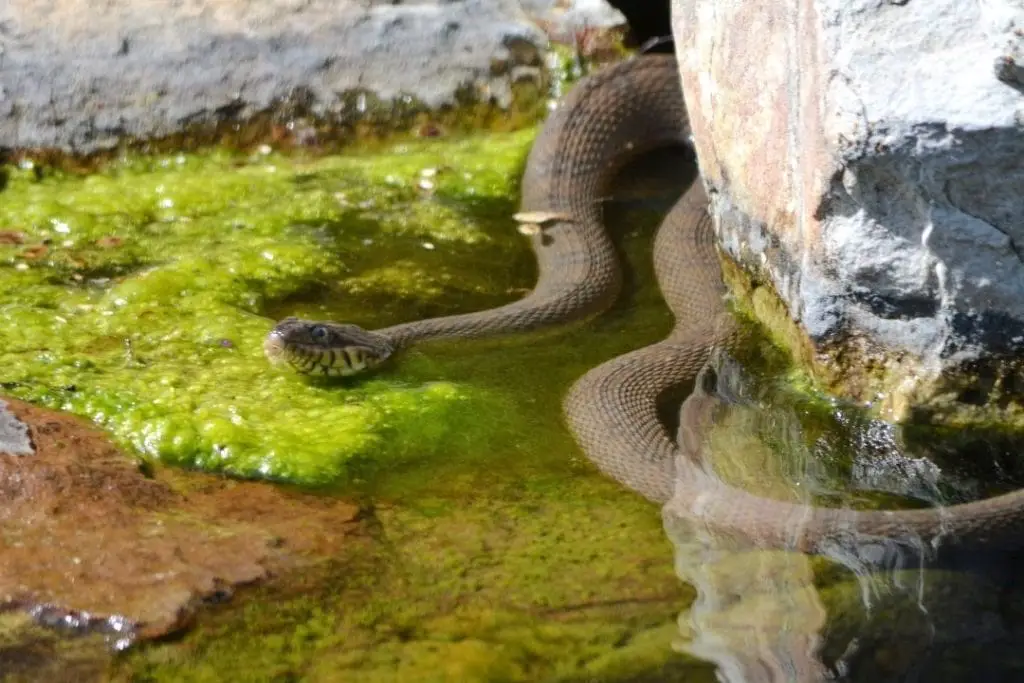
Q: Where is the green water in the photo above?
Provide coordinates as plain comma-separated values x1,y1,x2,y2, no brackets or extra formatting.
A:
4,131,1024,682
0,134,719,681
1,133,542,484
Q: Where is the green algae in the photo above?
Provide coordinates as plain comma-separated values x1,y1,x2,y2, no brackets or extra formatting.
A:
0,133,543,485
5,121,1020,681
1,134,715,679
115,485,711,683
94,164,711,680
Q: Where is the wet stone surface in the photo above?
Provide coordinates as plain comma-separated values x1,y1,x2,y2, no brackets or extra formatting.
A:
0,397,366,646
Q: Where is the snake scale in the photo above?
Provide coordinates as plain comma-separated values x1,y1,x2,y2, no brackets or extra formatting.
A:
266,55,1024,554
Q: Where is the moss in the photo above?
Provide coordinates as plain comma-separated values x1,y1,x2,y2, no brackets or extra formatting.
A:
694,317,1024,512
1,135,712,679
114,483,710,683
0,134,547,485
721,248,1024,430
5,75,552,176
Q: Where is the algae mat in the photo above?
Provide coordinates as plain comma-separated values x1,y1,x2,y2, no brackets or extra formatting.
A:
0,135,544,483
3,129,1021,683
0,135,718,681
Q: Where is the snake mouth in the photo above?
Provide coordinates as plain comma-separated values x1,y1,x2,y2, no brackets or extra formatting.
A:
264,329,388,377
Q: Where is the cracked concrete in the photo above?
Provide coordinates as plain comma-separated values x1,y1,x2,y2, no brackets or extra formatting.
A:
0,0,623,154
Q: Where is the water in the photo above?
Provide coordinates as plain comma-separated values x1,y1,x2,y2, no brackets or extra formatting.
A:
3,135,1024,682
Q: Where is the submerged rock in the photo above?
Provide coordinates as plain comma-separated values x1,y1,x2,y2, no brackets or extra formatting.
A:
0,397,364,645
672,0,1024,422
0,611,111,683
0,399,32,456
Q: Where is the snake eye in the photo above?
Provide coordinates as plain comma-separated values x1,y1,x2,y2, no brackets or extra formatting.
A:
311,325,329,341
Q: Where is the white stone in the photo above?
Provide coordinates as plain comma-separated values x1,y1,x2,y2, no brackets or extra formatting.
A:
0,400,34,457
673,0,1024,402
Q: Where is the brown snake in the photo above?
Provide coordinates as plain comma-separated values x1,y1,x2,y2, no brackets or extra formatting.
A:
266,55,1024,554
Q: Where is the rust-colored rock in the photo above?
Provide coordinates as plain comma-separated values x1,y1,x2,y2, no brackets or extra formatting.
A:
0,398,365,645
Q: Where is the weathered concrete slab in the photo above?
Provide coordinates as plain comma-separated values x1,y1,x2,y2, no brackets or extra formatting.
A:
673,0,1024,420
0,0,612,154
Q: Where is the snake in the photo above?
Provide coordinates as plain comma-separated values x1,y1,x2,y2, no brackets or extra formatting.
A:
265,54,1024,555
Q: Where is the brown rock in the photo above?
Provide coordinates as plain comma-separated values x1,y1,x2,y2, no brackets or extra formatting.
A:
0,398,365,645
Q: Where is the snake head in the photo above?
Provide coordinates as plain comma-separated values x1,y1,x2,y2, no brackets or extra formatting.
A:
264,317,394,377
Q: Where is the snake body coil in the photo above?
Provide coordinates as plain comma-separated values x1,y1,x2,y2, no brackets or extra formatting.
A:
267,55,1024,554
